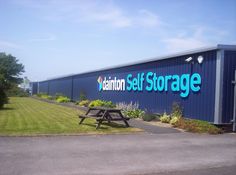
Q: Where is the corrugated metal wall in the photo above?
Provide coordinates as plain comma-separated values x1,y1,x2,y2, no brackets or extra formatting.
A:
222,50,236,123
38,50,217,122
48,77,73,98
31,82,38,94
38,81,48,94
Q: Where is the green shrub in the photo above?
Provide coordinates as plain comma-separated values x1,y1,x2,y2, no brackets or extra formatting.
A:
56,96,70,103
170,116,180,126
36,93,46,97
77,100,90,107
6,85,29,97
41,94,53,100
124,109,145,118
116,101,144,118
142,113,157,121
160,112,171,123
171,102,183,118
88,99,116,108
36,93,53,100
54,93,64,100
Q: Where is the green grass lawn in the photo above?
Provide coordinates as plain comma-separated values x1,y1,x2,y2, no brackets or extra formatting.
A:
0,97,140,136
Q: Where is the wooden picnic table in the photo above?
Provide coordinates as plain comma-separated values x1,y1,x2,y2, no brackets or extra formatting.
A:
78,107,130,129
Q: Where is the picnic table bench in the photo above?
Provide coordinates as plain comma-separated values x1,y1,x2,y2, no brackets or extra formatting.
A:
78,107,130,129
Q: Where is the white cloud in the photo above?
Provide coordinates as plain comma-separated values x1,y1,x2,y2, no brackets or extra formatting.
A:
163,37,209,52
162,26,228,52
136,9,163,27
13,0,162,29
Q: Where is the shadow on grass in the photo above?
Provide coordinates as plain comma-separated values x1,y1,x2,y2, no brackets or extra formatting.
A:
80,122,128,130
0,107,15,111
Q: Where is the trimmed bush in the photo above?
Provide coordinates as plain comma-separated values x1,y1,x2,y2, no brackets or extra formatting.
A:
170,116,180,126
56,96,70,103
77,100,90,107
36,93,52,99
160,112,171,123
89,99,116,108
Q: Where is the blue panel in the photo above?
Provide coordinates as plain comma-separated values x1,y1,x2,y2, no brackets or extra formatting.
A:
38,50,217,122
31,82,38,94
38,81,49,94
222,51,236,123
48,77,72,98
71,50,217,122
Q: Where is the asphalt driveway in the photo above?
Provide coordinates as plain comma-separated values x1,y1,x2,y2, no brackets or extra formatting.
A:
0,132,236,175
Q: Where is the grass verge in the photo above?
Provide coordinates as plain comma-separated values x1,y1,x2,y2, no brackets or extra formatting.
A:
173,118,222,134
0,97,140,136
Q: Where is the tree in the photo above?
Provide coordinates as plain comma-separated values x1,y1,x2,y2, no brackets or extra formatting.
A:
0,53,24,108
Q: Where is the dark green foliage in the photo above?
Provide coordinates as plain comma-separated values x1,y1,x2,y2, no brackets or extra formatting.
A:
6,84,29,97
79,91,87,101
0,53,24,108
142,113,157,121
0,88,8,109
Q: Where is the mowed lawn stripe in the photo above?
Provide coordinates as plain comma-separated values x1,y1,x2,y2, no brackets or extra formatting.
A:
0,97,140,136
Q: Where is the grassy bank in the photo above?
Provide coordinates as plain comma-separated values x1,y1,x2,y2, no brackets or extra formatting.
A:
0,97,140,136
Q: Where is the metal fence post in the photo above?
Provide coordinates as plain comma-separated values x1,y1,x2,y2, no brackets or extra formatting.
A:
232,70,236,132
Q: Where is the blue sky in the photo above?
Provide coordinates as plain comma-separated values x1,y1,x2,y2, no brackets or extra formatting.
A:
0,0,235,81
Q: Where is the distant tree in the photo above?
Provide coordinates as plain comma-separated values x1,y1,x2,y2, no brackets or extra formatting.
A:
0,53,24,108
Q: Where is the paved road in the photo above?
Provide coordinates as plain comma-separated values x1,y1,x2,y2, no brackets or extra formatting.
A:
0,132,236,175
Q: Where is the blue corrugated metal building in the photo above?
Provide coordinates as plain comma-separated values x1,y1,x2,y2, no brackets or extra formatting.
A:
32,44,236,124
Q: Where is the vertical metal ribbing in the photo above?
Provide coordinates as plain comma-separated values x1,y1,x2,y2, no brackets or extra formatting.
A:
214,50,224,124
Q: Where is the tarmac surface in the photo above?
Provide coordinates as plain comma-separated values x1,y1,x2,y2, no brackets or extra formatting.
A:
0,131,236,175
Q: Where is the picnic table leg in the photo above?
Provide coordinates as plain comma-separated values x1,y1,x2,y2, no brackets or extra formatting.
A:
78,108,91,125
119,111,130,127
96,111,108,129
79,117,85,125
96,121,101,129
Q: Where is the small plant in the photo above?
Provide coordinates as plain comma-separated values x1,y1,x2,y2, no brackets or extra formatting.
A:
56,96,70,103
79,91,87,101
171,102,183,118
77,100,90,107
88,99,116,108
170,116,180,126
142,113,157,121
160,112,171,123
116,101,139,111
124,109,145,118
169,102,183,126
116,101,144,118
